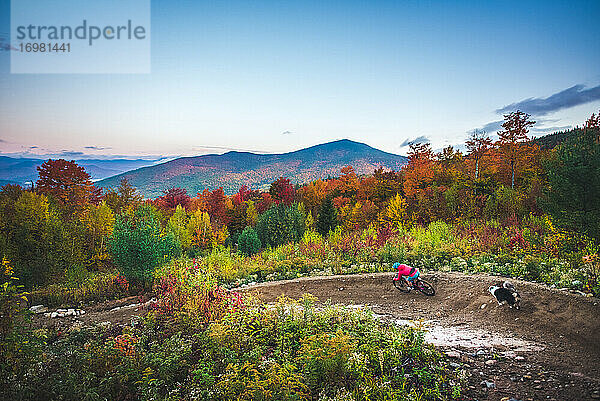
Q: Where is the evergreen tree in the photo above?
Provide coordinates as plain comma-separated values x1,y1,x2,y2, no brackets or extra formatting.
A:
255,204,304,247
238,226,261,255
542,127,600,240
109,204,179,287
316,196,337,236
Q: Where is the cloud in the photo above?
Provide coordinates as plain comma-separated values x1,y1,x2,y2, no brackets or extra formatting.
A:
58,151,86,157
84,146,112,150
29,146,38,149
400,135,430,147
468,121,503,135
281,130,293,135
192,144,272,154
496,84,600,116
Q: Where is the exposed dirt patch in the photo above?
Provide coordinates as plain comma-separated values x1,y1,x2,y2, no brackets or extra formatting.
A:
31,295,153,331
240,271,600,401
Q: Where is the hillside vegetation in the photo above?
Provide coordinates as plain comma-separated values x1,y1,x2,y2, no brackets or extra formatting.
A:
98,139,408,197
1,110,599,400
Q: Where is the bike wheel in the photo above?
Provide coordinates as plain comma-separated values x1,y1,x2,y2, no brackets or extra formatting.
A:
415,279,435,296
393,277,411,293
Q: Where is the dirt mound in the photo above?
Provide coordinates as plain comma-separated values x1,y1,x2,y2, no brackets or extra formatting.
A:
240,271,600,401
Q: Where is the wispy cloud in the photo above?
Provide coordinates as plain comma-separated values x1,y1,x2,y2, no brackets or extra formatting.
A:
400,135,430,147
496,84,600,116
59,150,86,158
192,145,273,154
281,130,293,135
473,120,503,134
84,146,112,151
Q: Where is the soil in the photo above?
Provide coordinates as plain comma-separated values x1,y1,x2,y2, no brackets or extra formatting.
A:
31,271,600,401
240,272,600,401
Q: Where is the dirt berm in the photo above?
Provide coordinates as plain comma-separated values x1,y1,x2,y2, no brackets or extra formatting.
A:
241,271,600,401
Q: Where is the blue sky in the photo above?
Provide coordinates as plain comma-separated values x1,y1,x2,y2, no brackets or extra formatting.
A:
1,0,599,159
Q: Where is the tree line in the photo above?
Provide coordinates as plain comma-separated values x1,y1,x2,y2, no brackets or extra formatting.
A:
0,110,598,288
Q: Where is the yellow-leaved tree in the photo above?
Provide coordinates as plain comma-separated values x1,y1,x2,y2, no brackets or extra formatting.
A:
187,210,213,249
381,193,407,230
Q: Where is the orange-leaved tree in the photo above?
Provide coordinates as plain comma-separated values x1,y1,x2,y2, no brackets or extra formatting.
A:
466,129,493,180
402,142,436,199
36,159,94,216
497,110,535,188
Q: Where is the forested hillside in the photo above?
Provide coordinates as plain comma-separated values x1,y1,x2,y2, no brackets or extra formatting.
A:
98,139,408,197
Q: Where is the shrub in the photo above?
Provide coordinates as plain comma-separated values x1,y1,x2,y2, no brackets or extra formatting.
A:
256,204,304,248
238,226,261,256
109,204,179,287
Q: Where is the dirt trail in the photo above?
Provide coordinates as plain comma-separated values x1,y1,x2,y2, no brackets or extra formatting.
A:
33,271,600,400
240,271,600,401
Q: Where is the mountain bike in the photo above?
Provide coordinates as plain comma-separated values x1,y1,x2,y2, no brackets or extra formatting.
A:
393,275,436,296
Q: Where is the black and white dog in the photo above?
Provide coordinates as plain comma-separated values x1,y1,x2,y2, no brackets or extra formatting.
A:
488,281,521,310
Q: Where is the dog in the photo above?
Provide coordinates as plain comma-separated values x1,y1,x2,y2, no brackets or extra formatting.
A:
488,283,521,310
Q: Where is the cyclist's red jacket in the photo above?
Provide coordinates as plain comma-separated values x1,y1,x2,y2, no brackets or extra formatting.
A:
395,264,417,280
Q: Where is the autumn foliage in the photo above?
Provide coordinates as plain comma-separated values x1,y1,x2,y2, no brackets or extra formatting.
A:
1,110,599,290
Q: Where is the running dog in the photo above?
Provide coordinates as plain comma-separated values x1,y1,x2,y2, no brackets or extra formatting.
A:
488,282,521,310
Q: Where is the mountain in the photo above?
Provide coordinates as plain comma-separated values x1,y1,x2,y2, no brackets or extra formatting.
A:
0,156,159,186
98,139,408,198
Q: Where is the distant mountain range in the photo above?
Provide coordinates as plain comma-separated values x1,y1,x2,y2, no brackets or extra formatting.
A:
0,157,159,187
98,139,409,198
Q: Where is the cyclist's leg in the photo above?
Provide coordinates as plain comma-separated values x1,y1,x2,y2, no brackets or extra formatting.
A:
406,271,419,286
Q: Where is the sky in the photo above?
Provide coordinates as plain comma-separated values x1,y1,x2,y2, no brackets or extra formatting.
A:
1,0,599,160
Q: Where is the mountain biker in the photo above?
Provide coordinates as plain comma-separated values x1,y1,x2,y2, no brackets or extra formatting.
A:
393,263,419,286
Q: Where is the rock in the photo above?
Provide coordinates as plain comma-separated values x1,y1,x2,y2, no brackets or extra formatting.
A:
446,351,460,358
480,380,496,389
449,362,460,369
50,312,58,318
515,356,525,361
476,350,487,357
67,309,75,316
480,303,487,309
460,355,473,363
56,309,67,313
485,359,497,366
29,305,48,314
590,390,600,399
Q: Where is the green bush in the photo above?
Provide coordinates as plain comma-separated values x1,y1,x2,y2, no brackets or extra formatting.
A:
238,226,261,256
109,204,179,287
256,204,304,248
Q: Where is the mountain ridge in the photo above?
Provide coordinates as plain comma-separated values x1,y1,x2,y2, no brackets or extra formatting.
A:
98,139,408,198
